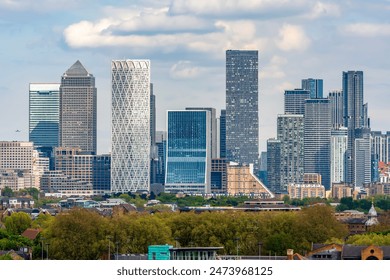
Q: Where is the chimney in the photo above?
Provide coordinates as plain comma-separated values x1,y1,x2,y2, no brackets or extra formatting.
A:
287,249,294,260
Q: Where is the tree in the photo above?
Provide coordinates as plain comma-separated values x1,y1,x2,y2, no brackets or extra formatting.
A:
4,212,32,235
46,208,109,259
2,187,14,197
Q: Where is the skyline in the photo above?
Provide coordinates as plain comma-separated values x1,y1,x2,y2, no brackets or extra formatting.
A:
0,0,389,154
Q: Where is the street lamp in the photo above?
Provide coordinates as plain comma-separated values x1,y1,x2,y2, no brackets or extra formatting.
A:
41,237,46,260
258,242,263,259
46,243,50,260
234,237,240,257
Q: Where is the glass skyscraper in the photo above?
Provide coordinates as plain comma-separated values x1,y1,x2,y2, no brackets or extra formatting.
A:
59,60,97,155
29,83,60,148
111,60,151,193
165,110,211,193
304,99,331,189
226,50,259,168
301,78,323,99
219,109,226,158
329,90,344,129
284,89,310,115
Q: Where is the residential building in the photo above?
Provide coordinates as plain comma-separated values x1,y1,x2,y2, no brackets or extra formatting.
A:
304,99,331,189
165,110,211,193
303,173,322,184
219,109,226,158
302,78,323,99
267,138,281,192
226,50,259,169
355,128,372,187
277,114,304,191
111,60,150,193
284,89,310,115
342,71,365,185
331,183,353,199
371,131,390,164
59,60,97,154
155,131,167,185
226,162,274,198
328,90,344,129
331,128,348,184
287,183,325,199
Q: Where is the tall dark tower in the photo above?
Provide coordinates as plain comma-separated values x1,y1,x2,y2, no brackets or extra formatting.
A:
225,50,259,168
59,60,97,155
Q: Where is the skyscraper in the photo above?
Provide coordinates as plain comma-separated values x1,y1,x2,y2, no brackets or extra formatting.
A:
29,83,60,148
277,114,304,191
111,60,150,193
59,60,97,155
301,78,323,99
219,109,226,158
355,128,372,187
267,138,281,192
284,89,310,115
343,71,364,185
165,110,211,193
226,50,259,168
330,127,348,184
186,107,217,159
304,99,331,189
329,90,344,129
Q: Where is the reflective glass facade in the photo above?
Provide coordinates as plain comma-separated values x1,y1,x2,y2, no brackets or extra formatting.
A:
29,83,60,147
165,110,211,193
301,78,323,99
284,89,310,115
226,50,259,168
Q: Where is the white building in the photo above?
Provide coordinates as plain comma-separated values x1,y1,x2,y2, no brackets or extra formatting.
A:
330,127,348,184
111,60,150,193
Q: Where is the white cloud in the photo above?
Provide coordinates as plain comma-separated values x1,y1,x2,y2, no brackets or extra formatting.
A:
169,61,204,79
276,24,311,51
306,2,341,19
342,23,390,37
260,55,288,79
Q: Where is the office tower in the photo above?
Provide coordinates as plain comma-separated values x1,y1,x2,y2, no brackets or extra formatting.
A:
371,131,390,164
59,60,97,155
29,83,60,148
111,60,150,193
301,78,323,99
284,89,310,115
266,138,281,192
54,147,111,194
343,71,364,184
165,110,211,193
226,50,259,168
155,131,167,185
330,127,348,184
186,107,217,159
328,90,344,129
304,99,331,189
355,128,372,187
219,109,226,158
277,114,304,191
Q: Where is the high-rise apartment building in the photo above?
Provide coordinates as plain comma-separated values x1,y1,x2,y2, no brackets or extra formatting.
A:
165,110,211,193
219,109,226,158
277,114,304,191
29,83,60,148
59,60,97,155
304,99,331,189
111,60,151,193
301,78,323,99
226,50,259,168
343,71,364,185
267,138,281,192
155,131,167,185
329,90,344,129
330,128,348,184
355,128,372,187
284,89,310,115
371,131,390,164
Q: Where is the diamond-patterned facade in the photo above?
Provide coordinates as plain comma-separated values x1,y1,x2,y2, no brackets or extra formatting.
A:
111,60,150,193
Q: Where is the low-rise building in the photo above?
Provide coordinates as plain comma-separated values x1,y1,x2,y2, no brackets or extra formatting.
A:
287,183,325,199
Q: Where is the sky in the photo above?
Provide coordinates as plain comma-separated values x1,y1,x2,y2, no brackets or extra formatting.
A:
0,0,389,154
